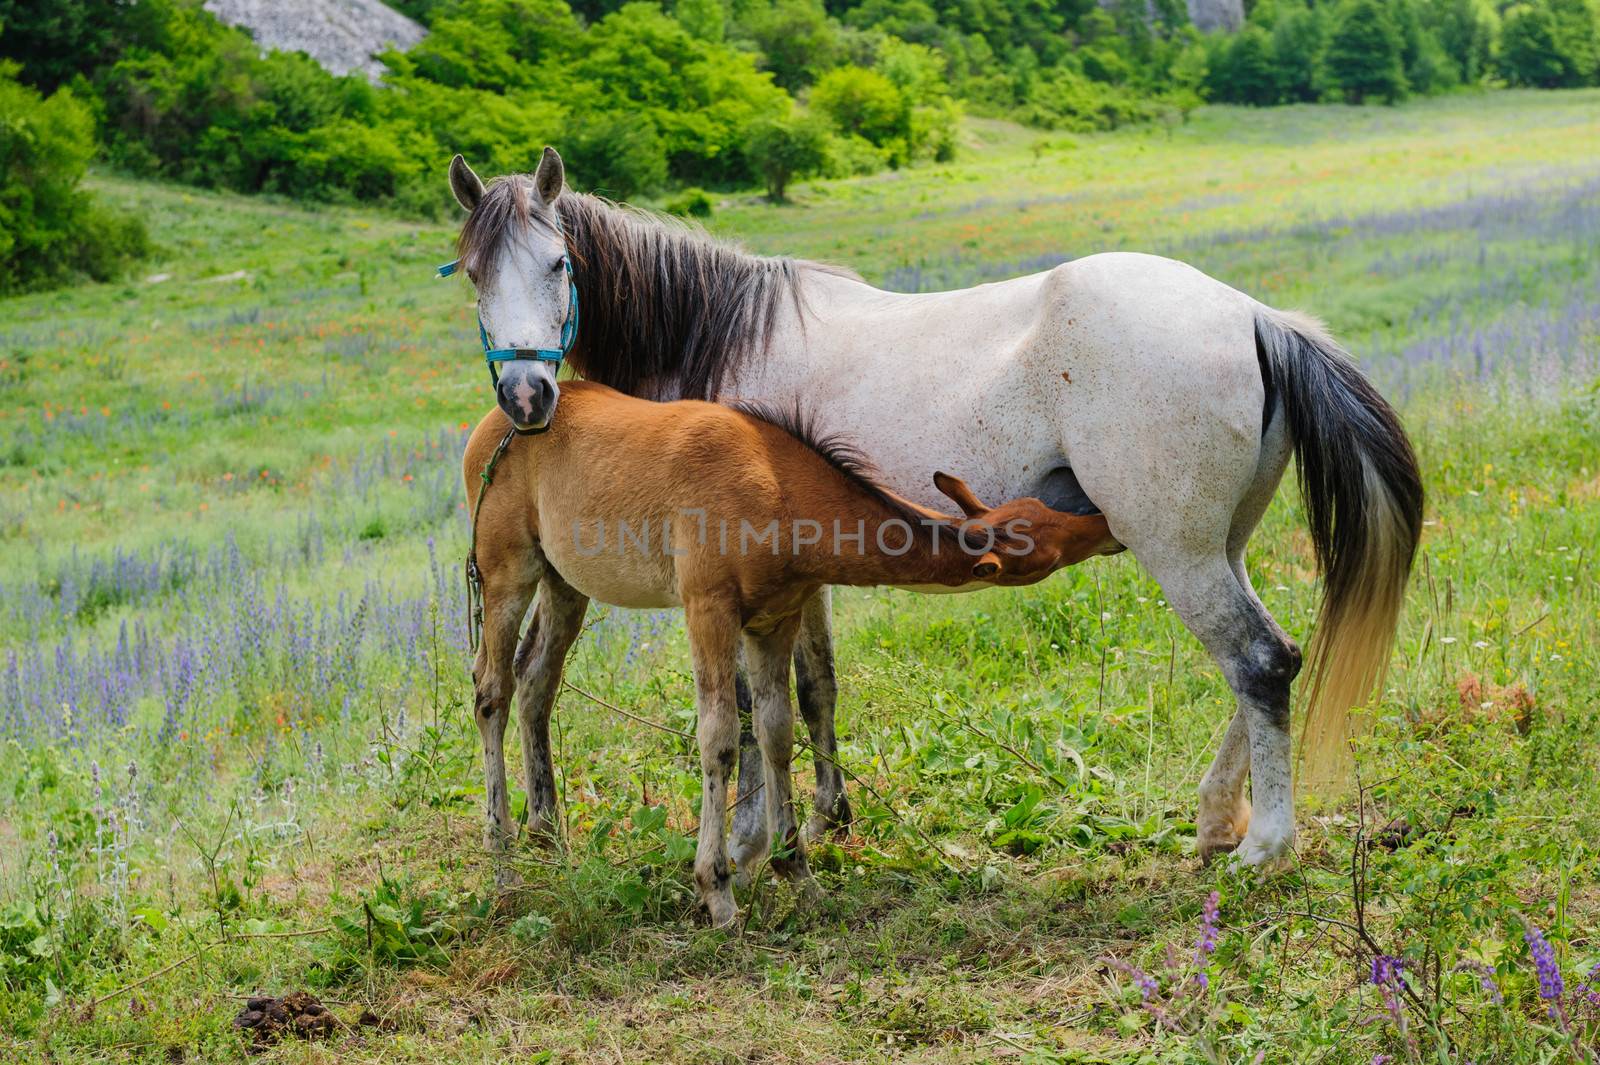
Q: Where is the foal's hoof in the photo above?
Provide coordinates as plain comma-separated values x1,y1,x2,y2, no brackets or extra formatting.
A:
1197,835,1241,867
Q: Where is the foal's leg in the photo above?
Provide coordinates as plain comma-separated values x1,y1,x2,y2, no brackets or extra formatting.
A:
794,588,852,839
686,598,741,927
743,619,816,894
473,566,539,870
511,572,589,840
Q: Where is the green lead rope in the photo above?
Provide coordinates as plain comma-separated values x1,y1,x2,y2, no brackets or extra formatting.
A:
465,427,519,654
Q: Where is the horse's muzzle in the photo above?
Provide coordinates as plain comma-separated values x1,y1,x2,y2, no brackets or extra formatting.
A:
496,361,560,432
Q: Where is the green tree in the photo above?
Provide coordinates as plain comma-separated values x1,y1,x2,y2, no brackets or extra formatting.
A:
675,0,728,40
1491,1,1580,85
1549,0,1600,82
1429,0,1498,84
560,113,670,198
567,2,788,186
1209,26,1280,105
744,0,841,90
0,0,132,91
0,65,148,293
743,112,829,200
1324,0,1407,103
809,65,906,145
1269,1,1328,102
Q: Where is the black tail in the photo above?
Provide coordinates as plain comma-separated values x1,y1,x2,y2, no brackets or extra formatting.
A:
1254,308,1424,788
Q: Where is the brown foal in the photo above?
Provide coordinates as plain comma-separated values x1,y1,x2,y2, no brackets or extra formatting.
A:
465,380,1120,925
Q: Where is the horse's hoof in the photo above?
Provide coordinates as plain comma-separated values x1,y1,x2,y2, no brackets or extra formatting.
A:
1224,832,1295,872
794,877,824,911
729,836,770,888
704,894,739,930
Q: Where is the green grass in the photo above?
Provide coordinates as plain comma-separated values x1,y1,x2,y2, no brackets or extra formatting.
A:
1,91,1598,1063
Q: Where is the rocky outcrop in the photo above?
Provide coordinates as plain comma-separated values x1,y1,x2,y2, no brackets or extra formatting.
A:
204,0,425,83
1186,0,1243,32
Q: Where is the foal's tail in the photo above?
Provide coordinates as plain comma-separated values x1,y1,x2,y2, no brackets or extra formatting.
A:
1254,308,1424,791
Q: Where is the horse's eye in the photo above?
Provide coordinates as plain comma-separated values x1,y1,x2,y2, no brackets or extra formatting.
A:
550,258,566,274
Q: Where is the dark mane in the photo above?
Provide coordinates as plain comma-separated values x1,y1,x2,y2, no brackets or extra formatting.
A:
733,401,950,531
455,176,856,401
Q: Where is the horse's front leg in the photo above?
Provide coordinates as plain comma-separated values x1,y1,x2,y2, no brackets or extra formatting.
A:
512,571,589,842
686,597,741,928
795,588,851,839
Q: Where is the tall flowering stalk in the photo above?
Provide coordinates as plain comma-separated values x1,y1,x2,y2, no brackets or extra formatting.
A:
1526,923,1569,1028
1101,891,1224,1039
1370,954,1418,1060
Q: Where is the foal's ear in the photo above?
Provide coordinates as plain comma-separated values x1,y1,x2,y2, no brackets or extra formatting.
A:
449,154,485,212
971,551,1002,580
934,471,991,519
534,146,565,204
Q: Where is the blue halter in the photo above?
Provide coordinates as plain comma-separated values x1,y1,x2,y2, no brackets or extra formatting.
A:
438,246,579,388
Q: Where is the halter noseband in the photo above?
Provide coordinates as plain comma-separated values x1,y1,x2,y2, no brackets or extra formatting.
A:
438,229,579,389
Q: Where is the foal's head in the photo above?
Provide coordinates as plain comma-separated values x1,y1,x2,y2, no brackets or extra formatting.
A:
449,150,572,432
934,472,1122,585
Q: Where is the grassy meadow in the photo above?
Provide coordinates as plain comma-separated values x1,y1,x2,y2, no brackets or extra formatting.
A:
1,89,1598,1062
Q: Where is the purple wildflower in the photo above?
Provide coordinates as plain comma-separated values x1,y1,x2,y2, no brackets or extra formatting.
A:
1372,1055,1392,1065
1370,955,1414,1053
1523,922,1572,1029
1454,959,1504,1005
1106,956,1160,1001
1187,890,1221,990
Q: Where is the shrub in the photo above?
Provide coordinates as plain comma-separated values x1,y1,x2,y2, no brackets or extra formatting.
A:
0,65,149,294
1020,66,1163,131
661,186,715,216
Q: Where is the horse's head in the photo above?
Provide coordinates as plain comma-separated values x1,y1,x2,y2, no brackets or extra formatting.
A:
448,149,574,433
933,471,1123,584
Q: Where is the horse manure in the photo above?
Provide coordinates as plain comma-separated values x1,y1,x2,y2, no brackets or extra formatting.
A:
234,991,338,1048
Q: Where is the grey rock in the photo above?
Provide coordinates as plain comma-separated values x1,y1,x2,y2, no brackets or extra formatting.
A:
204,0,426,83
1186,0,1243,32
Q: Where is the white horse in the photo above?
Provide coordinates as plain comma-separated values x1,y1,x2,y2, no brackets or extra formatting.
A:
445,149,1422,870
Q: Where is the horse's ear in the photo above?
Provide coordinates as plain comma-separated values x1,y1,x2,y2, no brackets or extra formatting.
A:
449,154,484,212
971,552,1001,580
534,146,565,204
934,471,991,519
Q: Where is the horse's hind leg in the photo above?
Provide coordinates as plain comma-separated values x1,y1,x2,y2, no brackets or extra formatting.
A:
1149,551,1302,865
795,589,851,838
731,588,848,867
512,572,589,841
474,564,539,873
730,664,771,888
